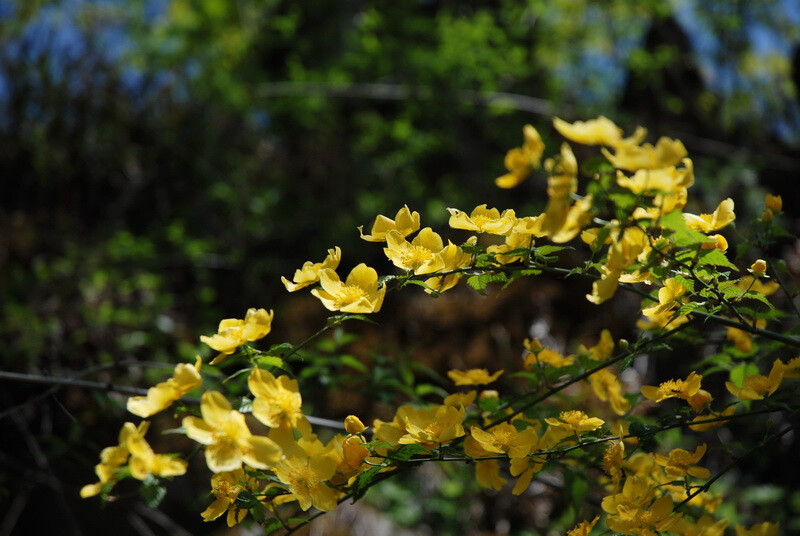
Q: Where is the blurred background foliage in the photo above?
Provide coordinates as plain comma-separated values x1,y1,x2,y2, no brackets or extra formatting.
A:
2,0,800,534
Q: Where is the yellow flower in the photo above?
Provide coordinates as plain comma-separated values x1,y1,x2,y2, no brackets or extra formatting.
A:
604,436,626,486
397,404,466,449
486,232,534,264
127,356,202,417
776,356,800,378
510,453,547,495
735,276,779,296
654,443,711,479
672,516,729,536
248,368,303,428
80,421,148,498
735,522,780,536
725,360,784,401
588,368,630,416
641,371,703,404
443,390,477,407
311,264,386,313
281,247,341,292
606,496,681,536
545,411,604,435
636,308,689,331
684,198,736,232
524,340,575,368
749,259,767,277
182,391,281,473
642,278,687,318
201,308,274,364
447,368,503,386
201,468,250,526
689,407,735,432
586,226,651,304
80,421,186,498
554,115,645,147
470,423,538,458
383,228,445,273
726,319,766,354
474,459,507,490
126,429,188,481
763,193,782,219
447,204,517,235
423,241,472,294
602,475,655,515
567,516,600,536
601,136,687,170
580,329,615,361
616,159,694,194
495,124,545,188
701,234,729,251
274,451,339,511
359,205,420,242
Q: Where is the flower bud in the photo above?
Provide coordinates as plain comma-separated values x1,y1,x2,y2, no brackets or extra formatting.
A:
344,415,366,435
750,259,767,277
765,194,782,212
343,435,369,468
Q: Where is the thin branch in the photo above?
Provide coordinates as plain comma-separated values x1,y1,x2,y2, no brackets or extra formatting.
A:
0,370,345,430
673,415,799,511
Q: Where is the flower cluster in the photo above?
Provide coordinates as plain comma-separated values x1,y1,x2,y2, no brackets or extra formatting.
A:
81,116,794,535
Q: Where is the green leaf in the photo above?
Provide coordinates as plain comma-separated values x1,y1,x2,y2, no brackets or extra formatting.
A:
350,466,382,501
534,245,570,256
390,444,431,461
415,383,448,397
339,354,368,373
262,518,285,535
255,355,288,370
697,248,738,270
466,272,508,294
477,396,500,413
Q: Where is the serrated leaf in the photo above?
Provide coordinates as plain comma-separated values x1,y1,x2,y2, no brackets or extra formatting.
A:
466,272,508,294
350,466,382,501
697,248,738,270
741,290,775,309
390,444,431,461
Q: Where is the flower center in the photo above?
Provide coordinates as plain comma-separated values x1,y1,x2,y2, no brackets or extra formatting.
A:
333,285,367,308
399,244,434,268
560,410,587,425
